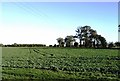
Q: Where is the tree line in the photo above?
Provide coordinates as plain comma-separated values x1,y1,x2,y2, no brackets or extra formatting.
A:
0,43,46,47
56,26,120,48
0,25,120,48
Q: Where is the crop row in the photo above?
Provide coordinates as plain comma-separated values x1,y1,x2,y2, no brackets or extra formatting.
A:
2,47,120,79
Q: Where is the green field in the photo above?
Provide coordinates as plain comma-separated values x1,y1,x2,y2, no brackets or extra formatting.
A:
2,47,120,80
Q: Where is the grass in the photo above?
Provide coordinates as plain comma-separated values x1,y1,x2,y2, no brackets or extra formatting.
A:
2,47,120,80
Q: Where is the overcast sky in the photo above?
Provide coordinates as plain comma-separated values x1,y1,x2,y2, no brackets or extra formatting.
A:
1,2,118,45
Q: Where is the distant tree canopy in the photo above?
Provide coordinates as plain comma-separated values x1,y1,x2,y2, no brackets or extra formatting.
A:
57,25,107,48
0,25,119,48
56,37,64,47
75,26,107,48
3,43,46,47
65,35,75,47
108,42,114,48
119,25,120,32
115,42,120,47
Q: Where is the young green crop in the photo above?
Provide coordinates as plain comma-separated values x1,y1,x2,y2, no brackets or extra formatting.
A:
2,47,119,80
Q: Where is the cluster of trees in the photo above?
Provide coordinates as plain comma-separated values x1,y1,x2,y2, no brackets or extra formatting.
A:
56,26,120,48
107,42,120,48
0,25,119,48
1,43,46,47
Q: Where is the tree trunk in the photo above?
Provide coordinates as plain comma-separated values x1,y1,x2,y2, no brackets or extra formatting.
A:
93,40,95,48
79,39,82,47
